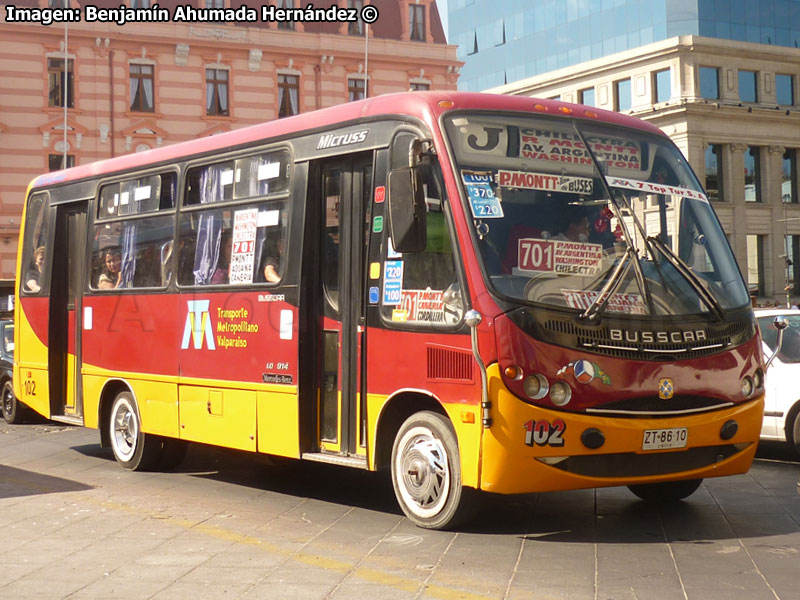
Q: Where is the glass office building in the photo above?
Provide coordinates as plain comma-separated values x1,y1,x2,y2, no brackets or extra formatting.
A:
450,0,800,91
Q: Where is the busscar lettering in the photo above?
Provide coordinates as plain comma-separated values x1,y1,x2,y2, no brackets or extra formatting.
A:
610,329,708,344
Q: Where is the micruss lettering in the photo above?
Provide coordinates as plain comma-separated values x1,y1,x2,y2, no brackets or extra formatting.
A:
316,129,369,150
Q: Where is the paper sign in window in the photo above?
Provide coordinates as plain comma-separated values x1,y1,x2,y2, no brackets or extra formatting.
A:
518,238,603,276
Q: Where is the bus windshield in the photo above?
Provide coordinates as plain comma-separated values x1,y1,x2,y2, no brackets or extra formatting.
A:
444,113,750,317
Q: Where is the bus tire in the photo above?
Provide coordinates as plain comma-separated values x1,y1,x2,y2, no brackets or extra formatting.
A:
627,478,703,502
2,380,27,424
391,411,472,530
108,391,162,471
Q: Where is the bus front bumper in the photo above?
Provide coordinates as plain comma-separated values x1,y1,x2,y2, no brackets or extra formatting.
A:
479,374,763,495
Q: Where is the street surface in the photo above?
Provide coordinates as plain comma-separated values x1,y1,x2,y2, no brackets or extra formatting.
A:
1,420,798,600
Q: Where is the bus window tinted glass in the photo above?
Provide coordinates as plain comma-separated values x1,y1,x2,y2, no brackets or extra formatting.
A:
177,202,288,286
185,150,290,205
21,193,49,295
91,215,175,289
99,173,175,218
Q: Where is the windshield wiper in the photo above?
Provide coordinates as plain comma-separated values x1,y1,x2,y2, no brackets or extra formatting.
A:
646,235,725,321
580,246,635,321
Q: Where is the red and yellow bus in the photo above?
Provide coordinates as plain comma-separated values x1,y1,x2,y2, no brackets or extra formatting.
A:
14,92,764,528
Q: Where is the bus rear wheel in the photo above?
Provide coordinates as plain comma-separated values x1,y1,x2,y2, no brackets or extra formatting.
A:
108,391,163,471
627,478,703,502
391,411,472,530
2,380,28,424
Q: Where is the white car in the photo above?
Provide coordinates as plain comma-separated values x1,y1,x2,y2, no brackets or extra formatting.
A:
754,308,800,454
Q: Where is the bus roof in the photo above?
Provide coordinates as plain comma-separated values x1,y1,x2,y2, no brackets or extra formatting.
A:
33,91,665,189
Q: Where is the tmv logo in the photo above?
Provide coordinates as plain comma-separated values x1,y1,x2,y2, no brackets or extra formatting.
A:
181,300,216,350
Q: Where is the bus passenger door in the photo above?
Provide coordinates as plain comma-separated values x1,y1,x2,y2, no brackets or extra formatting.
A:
50,202,88,421
316,155,372,458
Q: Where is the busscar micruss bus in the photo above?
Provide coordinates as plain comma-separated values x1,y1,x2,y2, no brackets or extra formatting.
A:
13,92,764,529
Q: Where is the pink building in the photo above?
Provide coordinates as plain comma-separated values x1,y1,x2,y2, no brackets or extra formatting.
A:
0,0,460,286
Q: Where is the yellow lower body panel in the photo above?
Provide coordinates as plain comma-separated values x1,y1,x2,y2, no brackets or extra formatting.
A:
480,367,762,495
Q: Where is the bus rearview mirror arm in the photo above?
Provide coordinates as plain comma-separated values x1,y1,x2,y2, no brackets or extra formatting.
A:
465,309,491,428
765,315,789,371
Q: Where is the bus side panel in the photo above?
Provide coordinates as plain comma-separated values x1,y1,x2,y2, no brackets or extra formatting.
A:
365,328,482,489
257,389,300,458
14,298,51,418
179,386,256,451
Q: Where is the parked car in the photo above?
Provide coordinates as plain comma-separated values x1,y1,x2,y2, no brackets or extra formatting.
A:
754,308,800,455
0,318,25,424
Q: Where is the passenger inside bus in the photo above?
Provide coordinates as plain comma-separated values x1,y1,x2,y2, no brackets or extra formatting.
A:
210,231,232,285
260,231,284,283
24,245,46,293
97,247,123,289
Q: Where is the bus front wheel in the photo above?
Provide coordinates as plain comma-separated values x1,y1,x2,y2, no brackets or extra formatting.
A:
2,380,28,424
108,391,162,471
627,478,703,502
391,411,471,530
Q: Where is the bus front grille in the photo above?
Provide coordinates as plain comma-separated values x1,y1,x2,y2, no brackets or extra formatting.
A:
536,443,750,478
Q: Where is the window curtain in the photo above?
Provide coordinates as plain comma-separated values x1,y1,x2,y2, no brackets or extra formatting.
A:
218,81,228,114
119,181,138,288
143,73,154,110
192,167,224,285
289,83,298,115
206,81,214,114
130,73,139,108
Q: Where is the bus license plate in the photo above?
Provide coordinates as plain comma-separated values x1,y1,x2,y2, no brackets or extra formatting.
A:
642,427,688,451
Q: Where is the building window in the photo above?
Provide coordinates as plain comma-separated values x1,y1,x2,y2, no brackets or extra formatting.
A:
49,154,74,171
786,235,800,295
131,0,150,7
348,77,365,102
746,234,765,296
705,144,722,201
410,81,429,91
739,70,758,103
699,66,719,100
348,0,364,35
783,149,797,203
578,87,595,107
48,58,74,109
206,68,229,116
277,0,295,29
277,74,299,118
467,30,478,56
409,4,425,41
776,74,794,106
204,0,223,7
48,0,67,7
653,68,671,103
130,64,154,112
744,146,762,202
614,78,631,112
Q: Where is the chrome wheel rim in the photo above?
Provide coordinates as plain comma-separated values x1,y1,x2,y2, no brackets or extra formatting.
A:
395,426,450,518
111,398,137,462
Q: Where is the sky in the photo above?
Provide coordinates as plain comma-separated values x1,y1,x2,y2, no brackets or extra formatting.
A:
435,0,449,41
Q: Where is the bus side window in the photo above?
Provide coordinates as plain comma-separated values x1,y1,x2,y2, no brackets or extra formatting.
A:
380,160,463,326
20,193,49,295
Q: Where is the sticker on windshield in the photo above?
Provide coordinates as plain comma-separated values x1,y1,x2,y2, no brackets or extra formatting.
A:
462,170,504,219
498,170,593,195
399,289,446,323
382,260,404,306
518,238,603,276
607,176,708,203
562,289,647,315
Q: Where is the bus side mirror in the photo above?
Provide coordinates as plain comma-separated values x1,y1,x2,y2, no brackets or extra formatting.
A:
765,315,789,370
388,167,426,253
